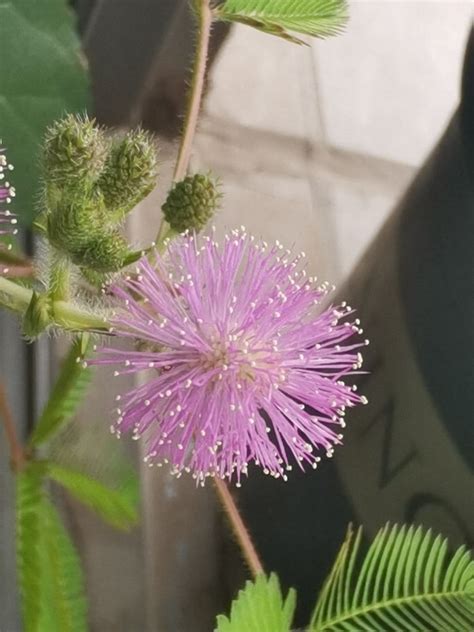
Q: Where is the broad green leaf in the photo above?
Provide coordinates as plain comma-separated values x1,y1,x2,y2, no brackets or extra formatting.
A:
30,338,92,447
0,0,90,225
310,523,474,631
214,0,348,45
48,462,139,531
16,462,46,632
216,573,296,632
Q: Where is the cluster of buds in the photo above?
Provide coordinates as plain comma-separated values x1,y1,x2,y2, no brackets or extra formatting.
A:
43,115,158,276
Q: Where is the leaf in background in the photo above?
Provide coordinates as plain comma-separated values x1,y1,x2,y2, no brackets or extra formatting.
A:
310,523,474,631
30,338,92,448
216,573,296,632
0,0,90,226
48,462,139,531
16,462,87,632
37,497,87,632
214,0,348,45
16,462,46,632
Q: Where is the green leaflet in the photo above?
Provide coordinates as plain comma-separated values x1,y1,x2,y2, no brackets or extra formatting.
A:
48,462,139,531
214,0,348,45
16,462,87,632
16,463,45,632
0,0,90,226
310,523,474,631
29,338,92,447
37,498,87,632
215,573,296,632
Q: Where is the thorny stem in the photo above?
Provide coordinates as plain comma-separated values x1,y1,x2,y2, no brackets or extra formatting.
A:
214,477,264,578
156,0,213,243
0,382,25,471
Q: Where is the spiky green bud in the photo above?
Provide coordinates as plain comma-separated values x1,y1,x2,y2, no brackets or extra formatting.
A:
47,194,132,273
73,231,130,272
47,193,106,255
43,114,106,193
162,174,220,233
98,129,158,221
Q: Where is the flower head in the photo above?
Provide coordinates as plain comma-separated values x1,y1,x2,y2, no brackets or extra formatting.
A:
93,229,368,486
0,148,17,240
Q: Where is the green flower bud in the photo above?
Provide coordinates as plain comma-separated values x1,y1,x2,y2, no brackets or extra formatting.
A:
43,114,106,194
162,174,221,233
47,193,107,255
23,292,52,338
74,231,131,273
98,129,158,221
47,195,131,272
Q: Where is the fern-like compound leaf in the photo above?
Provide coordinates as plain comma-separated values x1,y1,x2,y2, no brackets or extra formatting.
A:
214,0,348,44
310,523,474,631
216,573,296,632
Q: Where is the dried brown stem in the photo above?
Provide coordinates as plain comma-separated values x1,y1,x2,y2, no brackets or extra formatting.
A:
0,382,25,471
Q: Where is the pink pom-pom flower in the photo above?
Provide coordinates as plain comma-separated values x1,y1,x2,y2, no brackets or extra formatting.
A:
91,229,368,486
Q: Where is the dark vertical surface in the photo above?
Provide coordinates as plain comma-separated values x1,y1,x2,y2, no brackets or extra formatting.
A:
81,0,187,126
0,317,30,630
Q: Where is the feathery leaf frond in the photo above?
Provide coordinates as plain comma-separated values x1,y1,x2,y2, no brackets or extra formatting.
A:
310,523,474,631
214,0,348,45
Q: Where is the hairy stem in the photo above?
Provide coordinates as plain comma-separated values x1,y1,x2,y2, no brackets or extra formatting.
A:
0,382,25,471
0,276,110,333
156,0,212,243
214,477,264,578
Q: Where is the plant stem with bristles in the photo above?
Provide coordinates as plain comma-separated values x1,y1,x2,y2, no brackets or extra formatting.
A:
214,477,264,578
0,382,25,471
0,276,110,333
156,0,213,243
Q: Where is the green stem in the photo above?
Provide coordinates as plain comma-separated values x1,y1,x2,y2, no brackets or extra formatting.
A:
156,0,213,243
52,301,109,332
0,277,109,332
0,276,32,312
